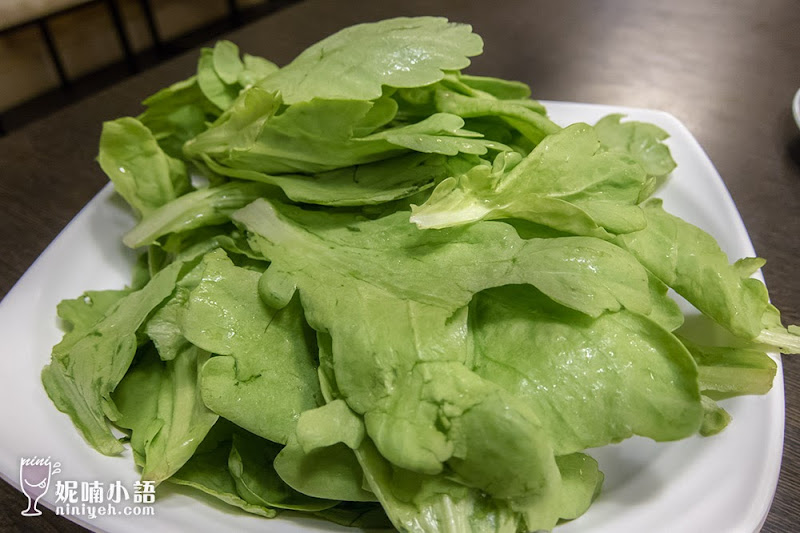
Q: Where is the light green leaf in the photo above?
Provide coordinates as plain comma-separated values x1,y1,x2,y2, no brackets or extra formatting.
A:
54,290,130,351
186,87,500,175
470,285,703,454
138,76,220,158
455,73,533,100
435,89,559,143
295,400,365,452
362,112,509,155
699,395,731,437
169,425,276,518
97,117,190,216
112,346,162,466
212,41,244,85
273,435,376,502
181,250,322,444
238,54,279,87
260,17,483,104
595,113,676,178
144,290,191,361
553,453,603,521
42,261,183,455
678,336,777,400
233,198,651,507
201,152,453,207
113,345,219,484
197,48,240,111
756,305,800,354
411,123,648,236
616,199,775,342
235,197,652,332
229,432,338,510
123,182,273,248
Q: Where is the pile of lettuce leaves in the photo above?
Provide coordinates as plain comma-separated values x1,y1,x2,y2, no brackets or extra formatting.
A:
42,17,799,533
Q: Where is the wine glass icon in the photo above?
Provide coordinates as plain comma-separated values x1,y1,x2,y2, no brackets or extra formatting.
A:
19,459,55,517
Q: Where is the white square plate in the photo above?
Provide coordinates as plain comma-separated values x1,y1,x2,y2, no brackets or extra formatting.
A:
0,101,784,533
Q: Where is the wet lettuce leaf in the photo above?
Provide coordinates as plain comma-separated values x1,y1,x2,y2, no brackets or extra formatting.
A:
260,17,483,104
232,197,659,528
617,199,800,352
469,285,703,454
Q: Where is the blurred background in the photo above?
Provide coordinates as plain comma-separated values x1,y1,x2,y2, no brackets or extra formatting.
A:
0,0,302,134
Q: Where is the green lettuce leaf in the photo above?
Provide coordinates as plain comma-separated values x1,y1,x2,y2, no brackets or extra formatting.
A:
616,199,800,352
699,395,732,437
97,117,191,216
435,89,560,144
113,344,218,483
238,54,279,87
181,250,322,444
138,76,220,159
313,334,590,533
260,17,483,104
411,123,648,236
595,113,676,179
185,86,502,175
42,261,184,455
228,432,338,511
212,40,244,85
169,422,277,518
233,198,654,518
455,73,533,101
273,434,376,503
470,285,703,454
197,47,240,111
678,336,777,400
122,182,273,248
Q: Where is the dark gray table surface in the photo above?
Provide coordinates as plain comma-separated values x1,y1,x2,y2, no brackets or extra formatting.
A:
1,1,798,531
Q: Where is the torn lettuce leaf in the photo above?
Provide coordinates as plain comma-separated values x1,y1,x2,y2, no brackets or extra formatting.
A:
310,334,599,533
435,89,560,144
233,198,657,520
138,78,217,160
198,47,241,111
236,197,652,327
228,432,339,511
678,336,777,400
169,421,278,518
